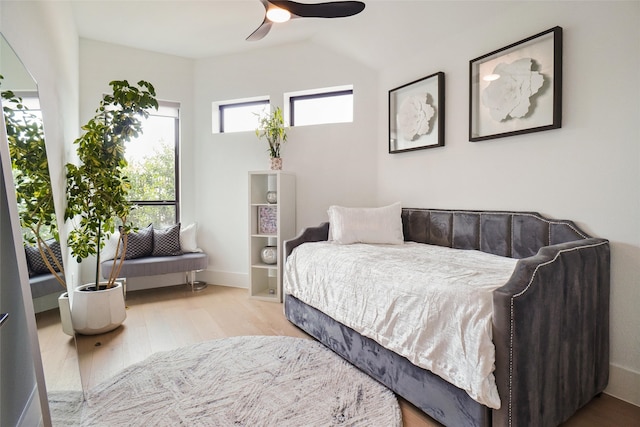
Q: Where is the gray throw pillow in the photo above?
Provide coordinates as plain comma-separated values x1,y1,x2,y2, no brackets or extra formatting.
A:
152,223,183,257
121,224,154,259
25,239,63,276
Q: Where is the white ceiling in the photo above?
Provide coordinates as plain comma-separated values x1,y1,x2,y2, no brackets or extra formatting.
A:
70,0,514,69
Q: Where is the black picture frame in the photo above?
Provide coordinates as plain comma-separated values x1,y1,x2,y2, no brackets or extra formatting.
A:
469,26,562,142
389,71,445,153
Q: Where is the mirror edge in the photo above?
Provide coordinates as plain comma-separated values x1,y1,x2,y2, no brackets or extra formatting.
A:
0,97,52,426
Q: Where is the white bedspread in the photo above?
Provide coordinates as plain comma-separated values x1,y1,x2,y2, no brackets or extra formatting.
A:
283,242,518,409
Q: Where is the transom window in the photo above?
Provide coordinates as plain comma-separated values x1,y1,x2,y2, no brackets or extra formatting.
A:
213,98,269,133
212,86,354,133
288,87,353,126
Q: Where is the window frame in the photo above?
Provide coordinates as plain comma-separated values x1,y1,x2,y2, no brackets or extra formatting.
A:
214,98,269,134
288,88,353,127
126,100,181,225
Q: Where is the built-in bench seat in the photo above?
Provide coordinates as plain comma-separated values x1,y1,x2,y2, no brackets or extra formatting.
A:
25,242,66,313
30,273,64,299
30,272,66,313
101,252,208,294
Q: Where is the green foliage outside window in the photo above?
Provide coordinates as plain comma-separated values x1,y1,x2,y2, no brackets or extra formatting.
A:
125,140,174,201
124,140,177,228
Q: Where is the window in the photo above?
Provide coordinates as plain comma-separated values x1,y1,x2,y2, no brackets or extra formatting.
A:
213,98,269,133
288,87,353,126
124,101,179,228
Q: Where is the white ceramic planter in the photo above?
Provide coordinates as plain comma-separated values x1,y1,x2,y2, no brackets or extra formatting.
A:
72,281,126,335
58,292,74,337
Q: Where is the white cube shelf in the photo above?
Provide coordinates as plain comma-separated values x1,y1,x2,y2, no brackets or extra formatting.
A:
248,171,295,302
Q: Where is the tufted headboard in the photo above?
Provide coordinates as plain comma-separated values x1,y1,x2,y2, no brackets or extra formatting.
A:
401,208,590,259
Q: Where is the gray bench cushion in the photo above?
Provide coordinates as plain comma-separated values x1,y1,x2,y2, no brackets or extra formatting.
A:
30,273,65,299
101,252,208,279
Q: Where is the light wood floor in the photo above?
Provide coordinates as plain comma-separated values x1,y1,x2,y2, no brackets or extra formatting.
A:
36,284,639,426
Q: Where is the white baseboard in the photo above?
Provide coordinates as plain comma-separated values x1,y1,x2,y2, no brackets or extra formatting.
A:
605,363,640,407
33,292,61,313
198,269,247,289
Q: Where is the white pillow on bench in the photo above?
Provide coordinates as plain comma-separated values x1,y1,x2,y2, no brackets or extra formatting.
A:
100,222,202,261
180,223,203,253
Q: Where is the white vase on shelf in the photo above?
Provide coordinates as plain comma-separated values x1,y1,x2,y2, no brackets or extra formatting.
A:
266,191,277,204
260,246,277,265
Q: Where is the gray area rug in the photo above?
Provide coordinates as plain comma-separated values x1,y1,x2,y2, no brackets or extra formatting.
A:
49,335,401,426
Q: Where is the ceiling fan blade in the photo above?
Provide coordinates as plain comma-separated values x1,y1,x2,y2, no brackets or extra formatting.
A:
246,0,364,41
270,1,365,19
246,19,273,41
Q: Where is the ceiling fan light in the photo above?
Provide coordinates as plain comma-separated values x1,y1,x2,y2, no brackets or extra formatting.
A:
266,7,291,23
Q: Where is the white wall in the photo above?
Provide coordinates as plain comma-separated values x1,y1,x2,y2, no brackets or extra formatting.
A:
193,41,378,286
377,2,640,405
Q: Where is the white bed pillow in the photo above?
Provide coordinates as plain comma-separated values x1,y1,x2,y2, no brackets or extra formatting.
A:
327,202,404,245
180,223,203,253
100,231,121,261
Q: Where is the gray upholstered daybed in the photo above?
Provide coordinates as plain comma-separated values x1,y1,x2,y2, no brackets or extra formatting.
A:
283,208,610,427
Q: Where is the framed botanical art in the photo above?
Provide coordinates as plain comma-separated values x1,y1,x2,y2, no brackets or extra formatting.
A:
469,26,562,142
389,71,445,153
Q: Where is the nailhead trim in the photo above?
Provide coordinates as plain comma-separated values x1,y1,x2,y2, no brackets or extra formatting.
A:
507,240,608,426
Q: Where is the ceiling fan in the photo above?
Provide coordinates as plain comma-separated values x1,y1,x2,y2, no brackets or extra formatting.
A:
247,0,366,41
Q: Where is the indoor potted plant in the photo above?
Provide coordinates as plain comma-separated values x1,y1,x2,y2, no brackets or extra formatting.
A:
255,105,288,170
1,85,74,334
65,79,158,335
1,86,65,287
